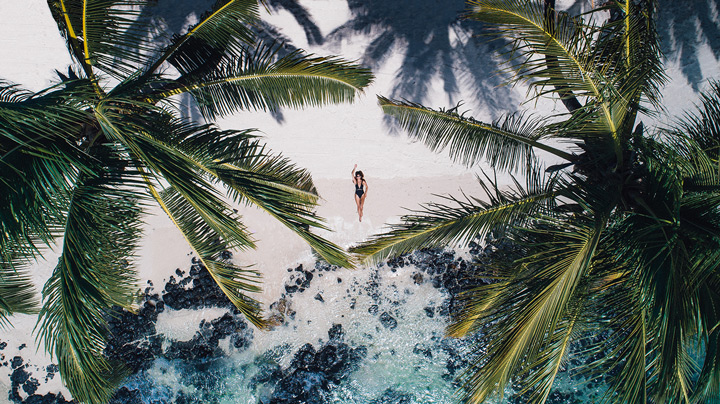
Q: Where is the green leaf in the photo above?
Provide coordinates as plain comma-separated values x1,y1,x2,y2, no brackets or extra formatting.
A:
160,44,373,119
0,259,39,327
152,185,265,327
36,143,143,404
147,0,260,76
47,0,156,82
379,96,574,169
456,217,605,404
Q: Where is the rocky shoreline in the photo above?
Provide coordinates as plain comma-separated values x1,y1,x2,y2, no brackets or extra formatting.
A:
2,235,587,404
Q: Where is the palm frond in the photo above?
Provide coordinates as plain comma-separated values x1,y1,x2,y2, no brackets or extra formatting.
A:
456,217,605,404
0,80,95,152
47,0,156,82
147,0,260,76
94,101,255,251
673,80,720,169
0,259,39,327
215,163,354,267
608,213,700,403
0,84,101,268
36,143,143,404
150,119,319,201
591,285,649,404
692,278,720,402
379,96,574,169
603,0,665,111
150,185,265,327
146,116,353,267
351,170,559,265
466,0,629,161
158,44,373,119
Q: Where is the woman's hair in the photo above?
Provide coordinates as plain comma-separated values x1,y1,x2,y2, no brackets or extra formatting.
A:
355,170,364,180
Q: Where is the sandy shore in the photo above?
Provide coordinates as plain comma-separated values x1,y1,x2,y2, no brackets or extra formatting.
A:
139,173,483,305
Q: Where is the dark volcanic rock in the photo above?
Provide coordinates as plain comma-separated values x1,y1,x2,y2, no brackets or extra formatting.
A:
328,324,344,341
22,378,39,395
379,312,398,330
165,312,251,361
162,263,234,310
267,324,366,404
283,265,315,295
105,295,163,373
22,393,73,404
109,387,143,404
10,356,23,369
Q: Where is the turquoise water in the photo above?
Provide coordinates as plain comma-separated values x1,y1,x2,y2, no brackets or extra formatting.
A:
112,250,602,404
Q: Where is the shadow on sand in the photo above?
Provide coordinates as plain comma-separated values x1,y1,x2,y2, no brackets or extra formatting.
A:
326,0,518,116
125,0,720,122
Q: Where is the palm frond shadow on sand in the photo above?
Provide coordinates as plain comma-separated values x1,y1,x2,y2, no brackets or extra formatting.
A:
327,0,521,116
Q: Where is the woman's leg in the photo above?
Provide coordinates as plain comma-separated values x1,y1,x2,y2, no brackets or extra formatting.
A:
355,194,362,220
359,194,366,221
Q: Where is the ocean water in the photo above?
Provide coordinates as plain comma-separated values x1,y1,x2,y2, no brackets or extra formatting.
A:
104,247,598,404
0,243,609,404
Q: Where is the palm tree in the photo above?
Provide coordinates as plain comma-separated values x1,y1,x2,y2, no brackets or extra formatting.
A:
352,1,720,403
0,0,372,402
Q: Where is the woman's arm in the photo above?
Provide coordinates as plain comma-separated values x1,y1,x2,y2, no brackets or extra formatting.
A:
351,164,357,183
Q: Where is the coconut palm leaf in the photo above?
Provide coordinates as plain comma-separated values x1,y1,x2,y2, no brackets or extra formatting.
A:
147,117,318,201
693,278,720,403
588,0,665,112
457,217,605,404
466,0,637,162
378,96,574,170
123,110,353,267
605,213,705,402
351,170,558,265
146,0,260,76
94,101,256,249
0,80,94,150
149,185,265,326
0,144,77,271
0,260,39,326
0,82,100,265
214,163,354,267
675,80,720,166
46,0,155,82
36,144,143,404
159,45,373,119
595,289,650,404
192,129,351,266
466,0,610,102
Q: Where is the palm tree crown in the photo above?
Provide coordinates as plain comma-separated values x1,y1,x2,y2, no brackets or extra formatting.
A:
0,1,372,402
352,1,720,403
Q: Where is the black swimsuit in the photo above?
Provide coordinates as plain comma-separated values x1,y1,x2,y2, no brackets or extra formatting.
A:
355,181,365,198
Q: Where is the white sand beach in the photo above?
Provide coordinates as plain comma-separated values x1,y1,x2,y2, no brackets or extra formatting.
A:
2,0,720,402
